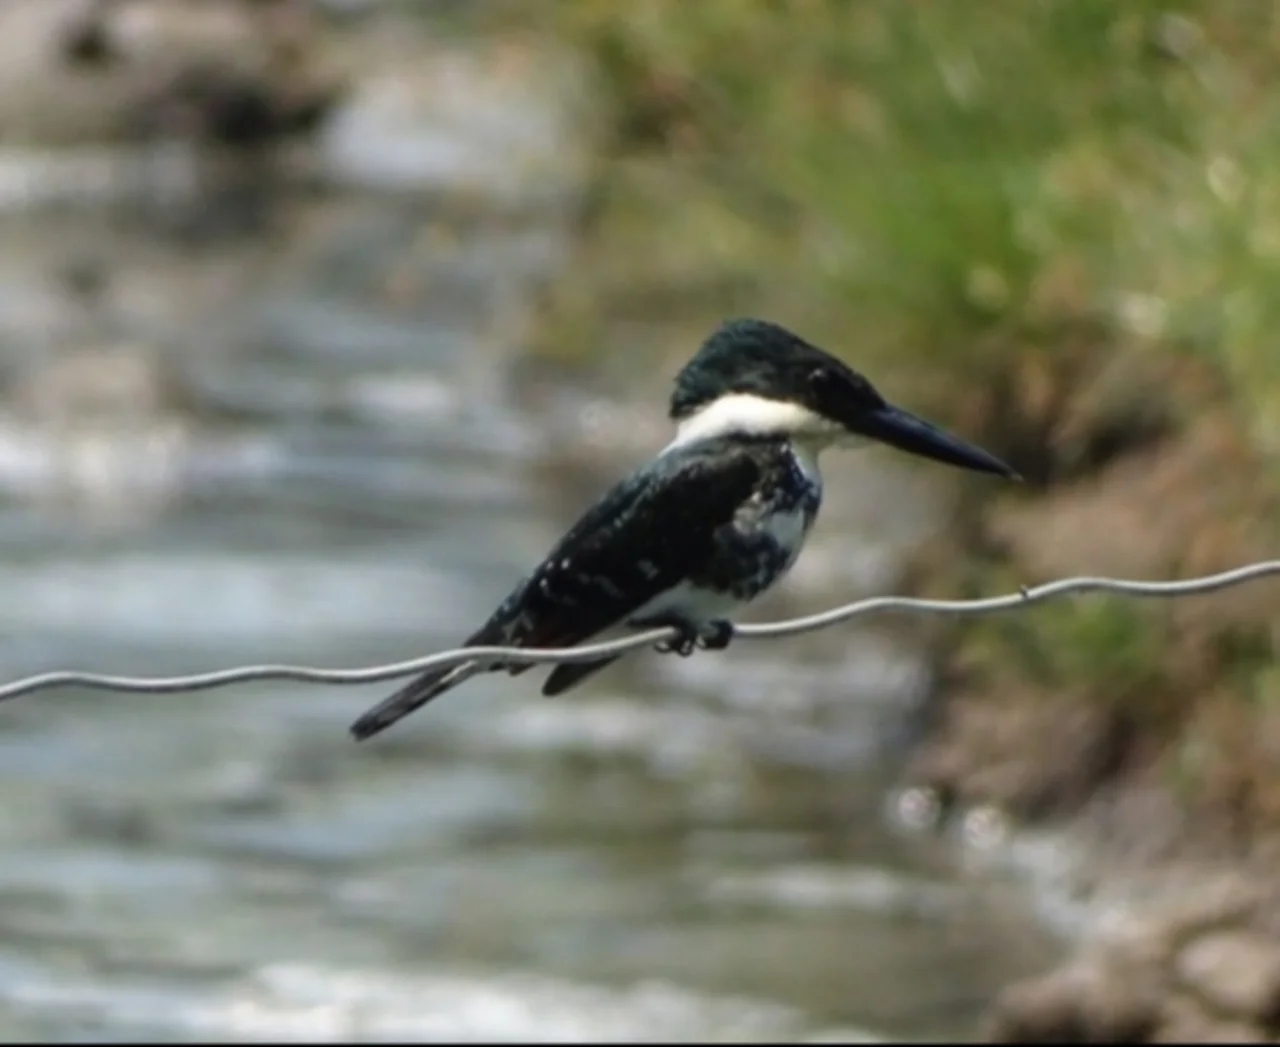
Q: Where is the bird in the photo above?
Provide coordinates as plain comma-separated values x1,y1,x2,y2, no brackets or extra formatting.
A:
349,318,1018,741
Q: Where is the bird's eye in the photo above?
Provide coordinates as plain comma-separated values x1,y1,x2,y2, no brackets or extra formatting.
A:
808,365,881,409
808,367,834,391
808,367,848,401
806,368,845,414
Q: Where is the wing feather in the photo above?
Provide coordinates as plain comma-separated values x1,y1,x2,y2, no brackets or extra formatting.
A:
480,442,763,649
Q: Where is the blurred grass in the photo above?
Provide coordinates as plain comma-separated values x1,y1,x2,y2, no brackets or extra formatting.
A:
510,1,1280,457
505,1,1280,835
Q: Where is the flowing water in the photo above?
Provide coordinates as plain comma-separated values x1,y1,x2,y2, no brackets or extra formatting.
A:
0,15,1063,1044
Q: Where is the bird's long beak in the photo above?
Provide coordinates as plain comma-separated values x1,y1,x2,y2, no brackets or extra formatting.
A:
853,403,1020,480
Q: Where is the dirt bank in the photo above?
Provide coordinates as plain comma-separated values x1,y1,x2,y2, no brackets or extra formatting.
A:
895,373,1279,1040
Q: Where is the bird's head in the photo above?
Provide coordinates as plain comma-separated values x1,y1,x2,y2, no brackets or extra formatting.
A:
668,318,1019,479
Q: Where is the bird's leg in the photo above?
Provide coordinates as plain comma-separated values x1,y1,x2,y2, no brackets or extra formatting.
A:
642,615,734,657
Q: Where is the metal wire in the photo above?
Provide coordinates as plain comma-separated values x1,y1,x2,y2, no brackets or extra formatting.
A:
0,559,1275,706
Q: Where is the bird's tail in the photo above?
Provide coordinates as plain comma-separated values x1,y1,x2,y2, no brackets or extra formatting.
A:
349,659,486,741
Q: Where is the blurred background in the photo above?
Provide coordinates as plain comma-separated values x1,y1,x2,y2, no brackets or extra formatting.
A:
0,0,1276,1041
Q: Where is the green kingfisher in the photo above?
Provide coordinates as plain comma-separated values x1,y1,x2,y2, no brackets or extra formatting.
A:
350,318,1017,741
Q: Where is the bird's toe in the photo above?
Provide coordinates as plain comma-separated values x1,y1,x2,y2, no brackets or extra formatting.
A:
651,616,700,657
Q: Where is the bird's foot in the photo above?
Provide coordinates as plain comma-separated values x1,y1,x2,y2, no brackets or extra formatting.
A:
647,616,735,657
697,619,735,651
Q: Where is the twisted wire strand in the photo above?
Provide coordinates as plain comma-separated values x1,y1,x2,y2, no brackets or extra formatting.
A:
0,559,1276,705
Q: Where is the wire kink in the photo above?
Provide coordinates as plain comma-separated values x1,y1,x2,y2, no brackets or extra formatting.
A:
0,560,1276,705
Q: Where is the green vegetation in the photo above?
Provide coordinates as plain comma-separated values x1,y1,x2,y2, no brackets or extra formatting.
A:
981,598,1168,703
512,2,1280,835
518,1,1278,455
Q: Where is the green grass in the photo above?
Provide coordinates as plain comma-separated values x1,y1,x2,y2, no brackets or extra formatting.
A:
514,1,1280,460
